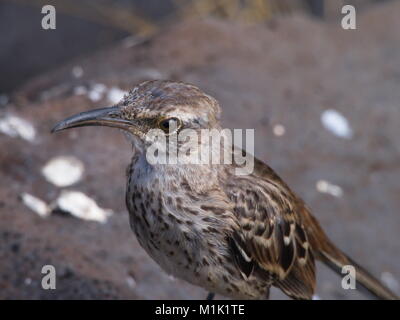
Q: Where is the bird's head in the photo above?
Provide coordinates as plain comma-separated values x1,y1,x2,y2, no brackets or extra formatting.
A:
52,80,222,155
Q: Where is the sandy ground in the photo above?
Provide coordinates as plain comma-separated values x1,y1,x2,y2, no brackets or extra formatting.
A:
0,1,399,299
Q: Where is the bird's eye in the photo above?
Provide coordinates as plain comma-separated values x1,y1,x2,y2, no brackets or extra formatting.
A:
158,117,181,134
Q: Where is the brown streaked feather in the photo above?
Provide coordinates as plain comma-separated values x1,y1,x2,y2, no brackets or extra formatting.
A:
228,233,254,278
222,155,316,298
275,252,316,300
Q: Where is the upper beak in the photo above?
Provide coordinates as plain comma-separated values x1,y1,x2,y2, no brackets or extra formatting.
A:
51,106,132,133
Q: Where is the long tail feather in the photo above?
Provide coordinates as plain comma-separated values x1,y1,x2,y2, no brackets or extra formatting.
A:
318,243,398,300
302,208,398,300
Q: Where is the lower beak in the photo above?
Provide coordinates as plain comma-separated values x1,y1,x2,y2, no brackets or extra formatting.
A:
51,106,132,133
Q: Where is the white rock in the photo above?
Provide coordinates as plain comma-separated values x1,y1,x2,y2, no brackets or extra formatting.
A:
0,114,36,142
321,109,353,139
273,124,286,136
56,190,112,223
126,276,137,288
122,36,141,48
168,275,176,281
42,156,84,187
88,83,107,102
73,86,87,96
107,87,128,104
316,180,343,197
21,193,50,218
71,66,84,78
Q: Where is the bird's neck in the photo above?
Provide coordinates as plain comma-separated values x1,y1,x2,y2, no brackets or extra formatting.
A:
128,151,222,194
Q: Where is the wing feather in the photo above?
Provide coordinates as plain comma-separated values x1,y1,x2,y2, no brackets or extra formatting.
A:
221,154,316,298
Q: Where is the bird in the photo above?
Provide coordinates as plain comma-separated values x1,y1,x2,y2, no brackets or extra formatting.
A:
52,80,398,300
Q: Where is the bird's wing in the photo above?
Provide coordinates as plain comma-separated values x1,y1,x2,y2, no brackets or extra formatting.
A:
221,156,316,299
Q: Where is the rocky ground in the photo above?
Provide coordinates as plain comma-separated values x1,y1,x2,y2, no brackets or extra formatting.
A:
0,1,399,299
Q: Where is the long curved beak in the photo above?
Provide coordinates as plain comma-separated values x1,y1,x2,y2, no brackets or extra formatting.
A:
51,106,132,133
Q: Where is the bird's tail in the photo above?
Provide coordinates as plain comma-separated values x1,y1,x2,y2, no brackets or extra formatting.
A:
304,212,398,300
318,240,398,300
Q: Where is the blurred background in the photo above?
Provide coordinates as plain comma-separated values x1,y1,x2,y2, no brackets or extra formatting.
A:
0,0,399,299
